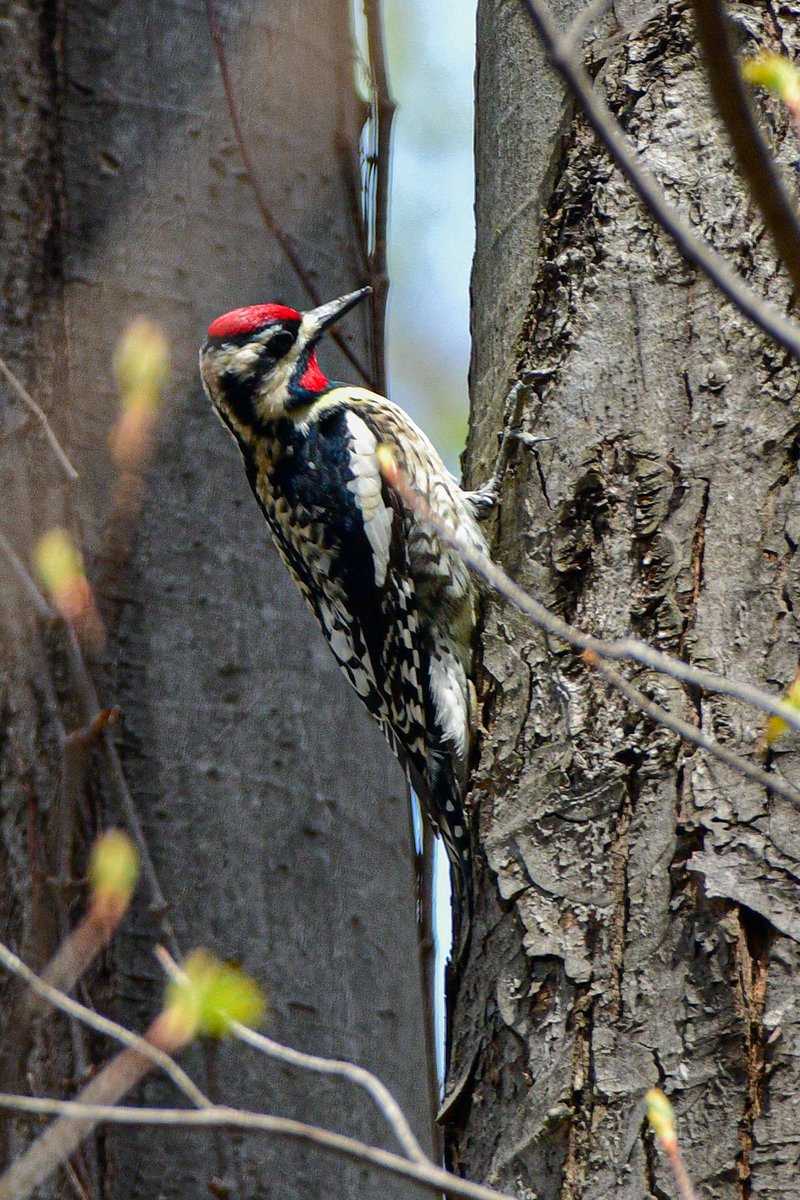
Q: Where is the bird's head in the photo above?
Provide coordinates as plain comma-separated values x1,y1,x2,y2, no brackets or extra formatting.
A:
200,286,370,437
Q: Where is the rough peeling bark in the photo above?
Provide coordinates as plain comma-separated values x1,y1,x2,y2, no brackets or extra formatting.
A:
0,3,430,1198
453,2,800,1197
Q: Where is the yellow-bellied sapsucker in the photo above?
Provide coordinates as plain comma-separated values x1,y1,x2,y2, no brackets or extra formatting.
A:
200,287,491,945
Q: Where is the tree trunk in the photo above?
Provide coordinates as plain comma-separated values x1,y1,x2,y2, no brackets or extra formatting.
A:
454,2,800,1197
0,3,431,1198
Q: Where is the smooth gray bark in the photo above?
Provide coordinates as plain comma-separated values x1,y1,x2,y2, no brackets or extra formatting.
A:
0,2,430,1197
454,2,800,1198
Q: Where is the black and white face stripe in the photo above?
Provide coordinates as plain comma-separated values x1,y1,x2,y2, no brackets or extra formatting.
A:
201,320,301,433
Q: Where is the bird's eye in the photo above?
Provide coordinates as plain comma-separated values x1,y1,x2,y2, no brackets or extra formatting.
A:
269,330,295,359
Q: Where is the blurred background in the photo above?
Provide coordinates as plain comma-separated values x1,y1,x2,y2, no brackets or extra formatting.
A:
383,0,478,1080
385,0,475,466
2,0,475,1188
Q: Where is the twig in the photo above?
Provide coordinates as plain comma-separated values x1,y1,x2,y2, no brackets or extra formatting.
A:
0,1051,159,1200
153,944,427,1164
386,461,800,735
63,1157,93,1200
0,940,210,1110
693,0,800,297
363,0,397,395
0,970,221,1200
205,0,372,386
646,1090,698,1200
60,623,180,960
377,456,800,812
561,0,616,57
232,1023,428,1164
0,531,54,620
0,1095,515,1200
584,652,800,805
42,917,118,1004
58,707,120,893
518,0,800,361
0,533,179,957
0,355,79,482
665,1144,698,1200
68,707,121,749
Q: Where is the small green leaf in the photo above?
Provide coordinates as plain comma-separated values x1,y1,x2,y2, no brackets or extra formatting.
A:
165,950,266,1040
764,670,800,746
743,52,800,109
113,318,170,404
34,529,84,598
645,1087,677,1150
89,830,140,906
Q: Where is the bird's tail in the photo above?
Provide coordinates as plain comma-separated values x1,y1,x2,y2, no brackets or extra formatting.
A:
392,733,474,957
428,752,473,958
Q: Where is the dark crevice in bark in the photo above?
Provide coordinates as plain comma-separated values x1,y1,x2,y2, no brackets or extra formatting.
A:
513,116,595,389
680,478,710,654
551,455,614,624
532,443,553,510
560,983,596,1200
513,655,538,760
669,820,706,903
734,905,773,1200
681,368,694,431
608,748,642,1020
642,1119,671,1200
763,0,792,59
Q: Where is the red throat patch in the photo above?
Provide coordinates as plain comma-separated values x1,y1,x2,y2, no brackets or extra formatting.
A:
298,352,328,393
207,303,301,339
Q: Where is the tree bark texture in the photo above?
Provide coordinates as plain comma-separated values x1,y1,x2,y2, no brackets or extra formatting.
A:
0,3,430,1198
454,2,800,1198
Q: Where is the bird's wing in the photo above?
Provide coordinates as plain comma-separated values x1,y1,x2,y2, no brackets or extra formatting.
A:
255,403,430,774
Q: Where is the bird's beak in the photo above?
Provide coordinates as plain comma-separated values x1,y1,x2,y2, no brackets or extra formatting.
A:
299,287,371,344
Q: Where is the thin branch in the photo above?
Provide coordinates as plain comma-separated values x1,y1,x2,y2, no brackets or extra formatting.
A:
68,706,121,750
584,652,800,804
392,464,800,734
0,1051,153,1200
693,0,800,297
0,1095,515,1200
60,622,180,960
518,0,800,361
646,1091,699,1200
0,940,210,1110
0,531,180,957
205,0,372,386
62,1157,93,1200
561,0,616,57
41,912,119,1003
0,354,79,481
379,458,800,808
665,1142,698,1200
363,0,397,395
0,531,55,620
232,1023,428,1164
153,944,427,1165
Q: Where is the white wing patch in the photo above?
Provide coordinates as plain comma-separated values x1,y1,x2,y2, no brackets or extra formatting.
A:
428,646,469,760
344,411,394,587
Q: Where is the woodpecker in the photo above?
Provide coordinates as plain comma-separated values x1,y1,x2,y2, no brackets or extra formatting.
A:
200,287,490,946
